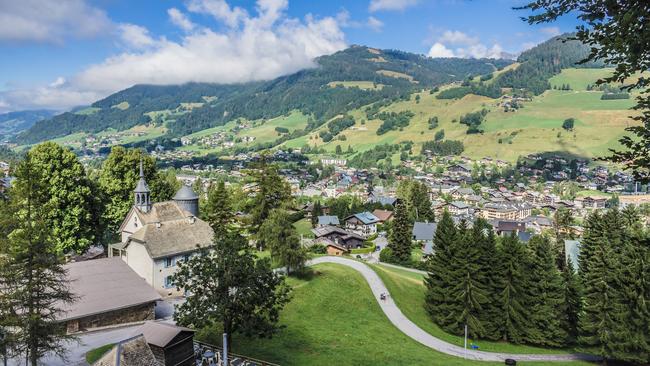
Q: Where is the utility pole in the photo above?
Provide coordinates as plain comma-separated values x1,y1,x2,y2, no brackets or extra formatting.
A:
222,333,228,366
464,324,468,358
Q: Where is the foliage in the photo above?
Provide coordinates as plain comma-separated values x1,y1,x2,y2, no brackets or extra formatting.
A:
386,201,412,265
459,109,488,134
204,180,232,238
374,111,415,135
421,139,464,156
0,154,76,365
562,118,575,131
434,129,445,141
172,230,291,346
258,209,308,274
519,2,650,183
436,83,502,100
19,142,101,253
428,116,439,130
98,146,178,235
397,179,434,222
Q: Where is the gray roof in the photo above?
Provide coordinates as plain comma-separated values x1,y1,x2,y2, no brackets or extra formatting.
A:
412,222,437,241
134,177,150,193
129,202,213,259
93,334,159,366
311,225,364,241
138,322,194,348
173,185,198,201
60,258,161,322
318,215,340,226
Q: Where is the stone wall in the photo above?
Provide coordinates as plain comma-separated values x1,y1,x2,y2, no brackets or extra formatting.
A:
66,302,155,333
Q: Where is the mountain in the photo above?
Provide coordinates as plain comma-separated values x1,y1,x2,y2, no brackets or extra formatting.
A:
17,46,512,144
0,109,57,140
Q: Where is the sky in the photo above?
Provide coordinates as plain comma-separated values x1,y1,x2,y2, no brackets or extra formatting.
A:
0,0,581,113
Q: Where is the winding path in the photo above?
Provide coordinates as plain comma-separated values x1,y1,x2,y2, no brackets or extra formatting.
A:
307,256,600,363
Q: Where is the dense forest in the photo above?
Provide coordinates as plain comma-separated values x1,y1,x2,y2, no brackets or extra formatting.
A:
16,46,510,144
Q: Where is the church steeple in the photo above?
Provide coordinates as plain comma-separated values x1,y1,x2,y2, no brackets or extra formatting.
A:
134,159,151,213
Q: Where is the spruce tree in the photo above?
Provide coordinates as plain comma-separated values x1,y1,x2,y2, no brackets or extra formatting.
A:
561,260,582,344
496,233,528,343
473,218,501,340
525,235,568,347
425,210,456,326
387,200,413,264
410,182,435,222
0,155,76,365
204,180,232,239
310,201,323,228
446,220,488,338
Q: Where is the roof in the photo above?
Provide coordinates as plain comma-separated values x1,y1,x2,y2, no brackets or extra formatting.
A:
311,225,364,241
173,185,198,201
129,210,214,259
496,220,526,232
412,222,437,241
449,201,469,209
134,177,150,194
93,335,159,366
372,209,393,222
345,211,380,225
60,258,161,322
138,322,194,348
317,215,340,226
517,231,533,243
370,193,397,206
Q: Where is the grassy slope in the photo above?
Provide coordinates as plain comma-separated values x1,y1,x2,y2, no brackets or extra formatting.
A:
198,263,590,366
279,68,636,161
86,343,115,364
370,264,584,355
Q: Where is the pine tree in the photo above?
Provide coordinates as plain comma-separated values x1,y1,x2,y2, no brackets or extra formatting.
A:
445,220,488,338
0,155,75,365
473,218,501,340
411,181,435,222
258,209,308,274
561,260,582,344
425,210,456,326
204,180,232,239
310,201,323,228
387,201,413,264
496,233,528,343
525,235,568,347
553,207,575,269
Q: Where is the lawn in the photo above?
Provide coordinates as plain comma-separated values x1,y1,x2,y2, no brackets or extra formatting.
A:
370,264,585,355
292,218,314,238
196,263,591,366
86,343,115,364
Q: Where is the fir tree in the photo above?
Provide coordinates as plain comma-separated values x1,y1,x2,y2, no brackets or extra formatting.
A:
445,220,488,338
553,207,575,269
0,155,76,365
204,180,232,239
410,182,435,222
561,260,582,344
387,200,413,264
525,235,568,347
473,218,501,340
310,201,323,228
496,233,528,343
425,210,457,326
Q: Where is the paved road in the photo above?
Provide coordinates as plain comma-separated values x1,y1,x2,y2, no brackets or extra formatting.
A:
309,256,600,363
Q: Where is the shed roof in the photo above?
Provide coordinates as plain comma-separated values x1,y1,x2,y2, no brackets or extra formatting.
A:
412,222,437,241
138,322,194,348
60,258,161,322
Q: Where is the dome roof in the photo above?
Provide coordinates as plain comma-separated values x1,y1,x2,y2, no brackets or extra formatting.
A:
173,185,198,200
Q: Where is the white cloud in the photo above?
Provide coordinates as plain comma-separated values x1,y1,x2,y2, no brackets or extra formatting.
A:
428,29,510,59
168,8,196,32
540,26,561,37
369,0,418,12
427,42,454,58
118,24,156,50
0,0,347,111
187,0,249,28
0,0,112,43
367,16,384,32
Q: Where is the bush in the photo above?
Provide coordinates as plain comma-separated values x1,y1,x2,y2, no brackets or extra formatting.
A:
351,243,376,254
379,247,393,262
309,244,327,254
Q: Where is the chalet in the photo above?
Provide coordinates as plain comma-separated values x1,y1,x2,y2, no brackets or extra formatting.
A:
344,211,380,237
372,209,394,223
481,202,531,221
317,215,340,227
619,194,650,209
451,187,475,200
312,225,365,250
326,242,349,256
575,196,608,209
492,220,526,237
60,257,161,334
368,192,397,206
412,222,437,242
109,162,214,297
523,215,553,233
447,164,472,175
445,201,470,216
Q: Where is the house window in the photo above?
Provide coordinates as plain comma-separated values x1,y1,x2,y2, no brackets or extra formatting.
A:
165,257,173,268
183,254,190,262
164,276,174,289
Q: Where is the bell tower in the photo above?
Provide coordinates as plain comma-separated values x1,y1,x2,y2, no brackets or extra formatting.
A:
134,159,151,213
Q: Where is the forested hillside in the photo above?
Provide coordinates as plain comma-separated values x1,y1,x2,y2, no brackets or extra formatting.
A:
16,46,511,144
0,109,56,139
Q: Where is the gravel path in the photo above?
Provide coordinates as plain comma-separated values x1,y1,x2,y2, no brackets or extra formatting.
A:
309,256,600,363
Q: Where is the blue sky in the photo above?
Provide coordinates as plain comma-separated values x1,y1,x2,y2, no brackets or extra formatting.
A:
0,0,581,112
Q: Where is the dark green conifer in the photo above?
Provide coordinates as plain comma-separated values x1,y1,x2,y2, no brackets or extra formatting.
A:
387,200,412,264
496,233,528,343
425,210,456,326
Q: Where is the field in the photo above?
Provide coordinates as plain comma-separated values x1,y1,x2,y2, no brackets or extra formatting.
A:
370,264,581,355
277,68,637,162
196,263,592,366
